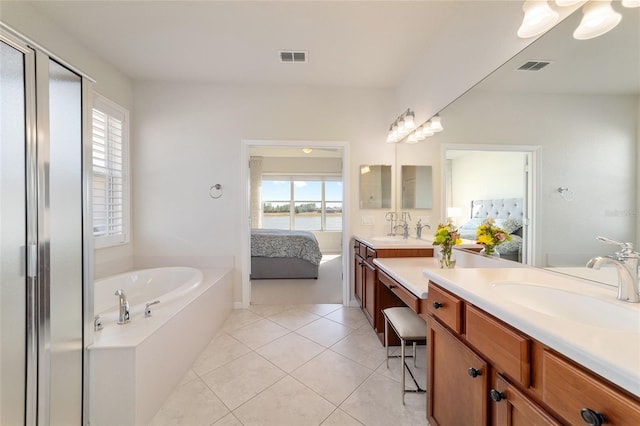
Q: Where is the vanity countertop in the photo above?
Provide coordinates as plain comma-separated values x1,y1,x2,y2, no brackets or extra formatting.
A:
422,265,640,398
354,234,477,250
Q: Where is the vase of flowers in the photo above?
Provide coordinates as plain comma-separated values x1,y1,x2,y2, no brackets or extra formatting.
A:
433,223,461,268
476,218,511,257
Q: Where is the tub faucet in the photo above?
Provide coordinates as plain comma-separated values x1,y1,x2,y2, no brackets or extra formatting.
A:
114,289,131,324
586,236,640,303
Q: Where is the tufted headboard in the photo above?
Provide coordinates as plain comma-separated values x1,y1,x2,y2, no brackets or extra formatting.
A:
471,198,524,221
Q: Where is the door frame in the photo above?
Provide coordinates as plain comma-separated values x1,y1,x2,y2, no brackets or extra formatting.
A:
441,143,540,266
240,139,350,308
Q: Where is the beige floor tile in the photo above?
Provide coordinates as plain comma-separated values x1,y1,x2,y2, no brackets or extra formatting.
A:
320,408,364,426
324,307,368,329
212,412,244,426
298,303,343,316
296,317,354,347
267,307,321,330
219,309,263,332
192,333,252,376
248,304,291,317
178,368,198,386
233,376,336,426
329,328,387,370
148,378,229,426
228,318,290,349
201,352,286,410
340,373,428,426
256,333,325,373
292,349,373,406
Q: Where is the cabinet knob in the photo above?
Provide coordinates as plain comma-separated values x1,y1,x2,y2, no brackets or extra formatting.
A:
467,367,482,378
389,284,396,289
490,389,505,402
580,408,606,426
432,302,443,309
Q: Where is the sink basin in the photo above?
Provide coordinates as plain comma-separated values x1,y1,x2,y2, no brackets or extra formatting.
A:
491,282,640,333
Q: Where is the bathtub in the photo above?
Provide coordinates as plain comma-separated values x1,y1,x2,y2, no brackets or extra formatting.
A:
89,267,233,426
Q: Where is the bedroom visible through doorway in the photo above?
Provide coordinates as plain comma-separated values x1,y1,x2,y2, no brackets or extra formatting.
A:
241,142,349,307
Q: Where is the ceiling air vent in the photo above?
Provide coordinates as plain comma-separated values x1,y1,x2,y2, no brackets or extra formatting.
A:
279,50,308,63
517,60,552,71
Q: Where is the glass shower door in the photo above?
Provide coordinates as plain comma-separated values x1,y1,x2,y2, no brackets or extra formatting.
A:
0,39,28,426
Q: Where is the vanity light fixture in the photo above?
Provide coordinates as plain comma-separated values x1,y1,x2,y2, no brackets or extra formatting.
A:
573,0,622,39
429,115,444,132
302,147,313,154
517,0,560,38
520,0,634,40
622,0,640,7
386,109,416,143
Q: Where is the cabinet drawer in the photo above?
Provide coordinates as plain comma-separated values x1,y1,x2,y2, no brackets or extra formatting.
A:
542,350,640,425
378,270,419,312
465,305,531,387
427,283,462,334
365,246,377,261
358,243,368,258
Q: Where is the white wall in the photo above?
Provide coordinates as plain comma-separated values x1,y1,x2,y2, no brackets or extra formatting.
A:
0,1,135,277
132,82,394,302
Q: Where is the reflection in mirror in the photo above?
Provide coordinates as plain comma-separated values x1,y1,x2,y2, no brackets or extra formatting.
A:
436,5,638,286
401,165,433,209
359,165,392,209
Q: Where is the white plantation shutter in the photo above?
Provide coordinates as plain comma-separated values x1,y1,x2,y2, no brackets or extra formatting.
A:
92,95,129,248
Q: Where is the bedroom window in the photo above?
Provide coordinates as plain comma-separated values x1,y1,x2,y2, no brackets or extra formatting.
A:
92,94,130,248
261,178,342,231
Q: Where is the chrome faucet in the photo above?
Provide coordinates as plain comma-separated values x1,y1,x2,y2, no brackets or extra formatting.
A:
114,289,131,324
586,236,640,303
416,219,431,240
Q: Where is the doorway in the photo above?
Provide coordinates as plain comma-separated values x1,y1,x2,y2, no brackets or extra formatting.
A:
442,144,538,265
240,140,350,308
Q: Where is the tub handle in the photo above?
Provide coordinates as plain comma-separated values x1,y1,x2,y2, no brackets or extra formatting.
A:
145,300,161,317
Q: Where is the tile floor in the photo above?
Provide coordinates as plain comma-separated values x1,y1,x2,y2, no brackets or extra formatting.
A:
149,304,428,426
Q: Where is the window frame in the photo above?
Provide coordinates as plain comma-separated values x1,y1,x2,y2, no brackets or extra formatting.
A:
92,93,130,249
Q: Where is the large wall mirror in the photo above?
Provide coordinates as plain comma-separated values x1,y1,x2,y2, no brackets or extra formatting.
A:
434,4,639,284
359,164,392,209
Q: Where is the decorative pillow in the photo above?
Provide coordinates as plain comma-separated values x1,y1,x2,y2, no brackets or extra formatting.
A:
494,218,523,234
458,218,484,231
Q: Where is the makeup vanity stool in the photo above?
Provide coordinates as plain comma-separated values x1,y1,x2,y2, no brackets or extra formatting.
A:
382,306,427,404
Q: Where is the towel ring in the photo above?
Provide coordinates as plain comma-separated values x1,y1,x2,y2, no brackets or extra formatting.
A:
209,184,223,199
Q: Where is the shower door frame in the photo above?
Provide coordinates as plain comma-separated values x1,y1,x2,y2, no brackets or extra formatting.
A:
1,25,95,426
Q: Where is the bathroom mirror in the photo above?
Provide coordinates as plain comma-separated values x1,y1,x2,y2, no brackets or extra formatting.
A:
401,165,433,209
359,164,392,209
436,5,639,284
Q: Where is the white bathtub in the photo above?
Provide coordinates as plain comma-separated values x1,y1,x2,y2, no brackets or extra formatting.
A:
89,267,233,426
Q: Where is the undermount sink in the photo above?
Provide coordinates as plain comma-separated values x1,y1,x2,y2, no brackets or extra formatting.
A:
490,282,640,333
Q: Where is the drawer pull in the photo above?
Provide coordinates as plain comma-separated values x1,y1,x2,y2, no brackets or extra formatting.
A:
580,408,606,426
467,367,482,378
432,302,443,309
490,389,505,402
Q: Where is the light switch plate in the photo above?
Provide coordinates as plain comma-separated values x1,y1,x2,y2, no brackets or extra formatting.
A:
361,216,375,225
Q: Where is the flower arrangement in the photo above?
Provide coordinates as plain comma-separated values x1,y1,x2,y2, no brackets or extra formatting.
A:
433,223,462,268
476,218,512,256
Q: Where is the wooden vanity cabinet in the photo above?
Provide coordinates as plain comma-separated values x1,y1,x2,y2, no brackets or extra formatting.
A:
351,237,432,330
426,281,640,426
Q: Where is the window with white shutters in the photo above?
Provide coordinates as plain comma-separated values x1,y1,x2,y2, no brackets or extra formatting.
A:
92,94,130,248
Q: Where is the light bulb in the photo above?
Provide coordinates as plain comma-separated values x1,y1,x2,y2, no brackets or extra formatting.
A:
518,0,560,38
573,0,621,40
430,115,443,132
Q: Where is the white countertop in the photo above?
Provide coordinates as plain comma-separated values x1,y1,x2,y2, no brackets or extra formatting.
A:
421,266,640,398
355,234,477,250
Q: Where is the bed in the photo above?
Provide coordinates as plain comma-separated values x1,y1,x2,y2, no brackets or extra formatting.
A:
250,229,322,279
456,198,524,262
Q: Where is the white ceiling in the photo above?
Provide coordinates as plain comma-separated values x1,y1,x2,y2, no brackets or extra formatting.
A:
24,0,495,88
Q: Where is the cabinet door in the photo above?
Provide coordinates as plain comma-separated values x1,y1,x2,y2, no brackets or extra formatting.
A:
428,318,488,426
354,253,363,306
492,374,560,426
363,260,376,326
